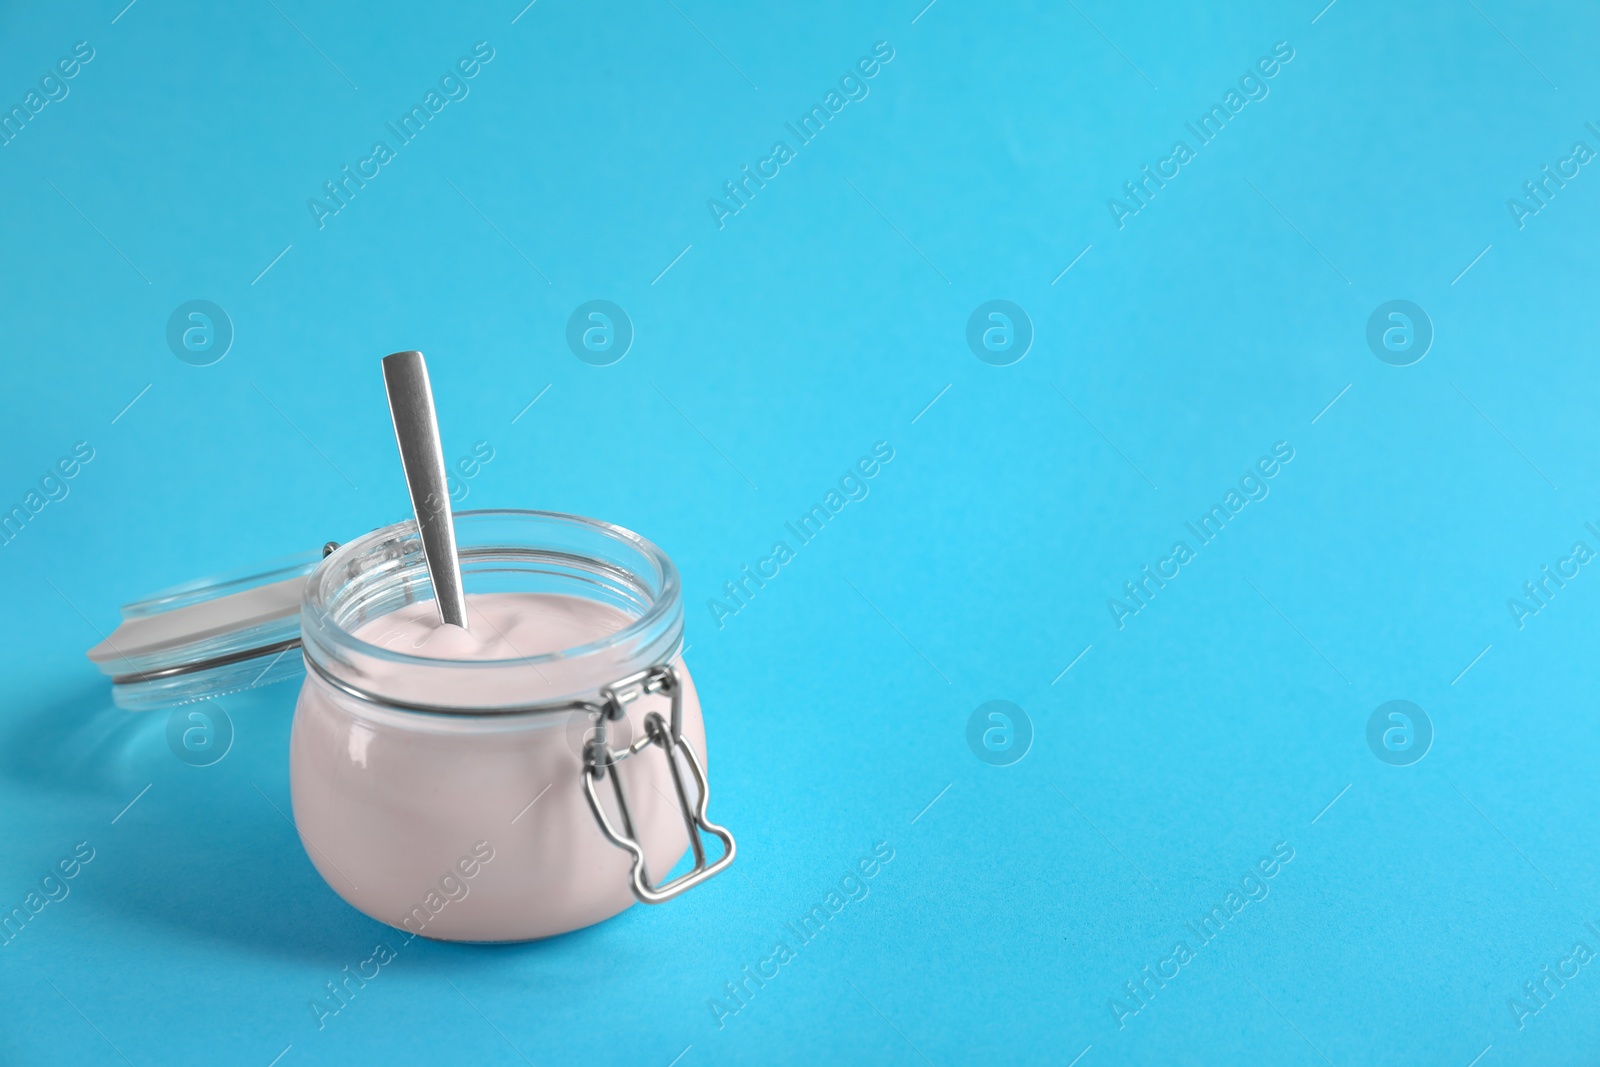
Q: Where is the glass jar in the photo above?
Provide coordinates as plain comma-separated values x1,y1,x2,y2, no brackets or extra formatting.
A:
292,509,734,942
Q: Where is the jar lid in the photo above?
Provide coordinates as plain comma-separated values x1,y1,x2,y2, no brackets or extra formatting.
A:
86,546,332,710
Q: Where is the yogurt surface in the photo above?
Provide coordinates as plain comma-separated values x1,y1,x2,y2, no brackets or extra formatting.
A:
353,591,634,661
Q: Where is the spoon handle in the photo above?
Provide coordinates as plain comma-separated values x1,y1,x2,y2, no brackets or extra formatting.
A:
381,350,469,629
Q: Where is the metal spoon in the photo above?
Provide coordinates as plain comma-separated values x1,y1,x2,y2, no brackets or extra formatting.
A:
381,350,469,629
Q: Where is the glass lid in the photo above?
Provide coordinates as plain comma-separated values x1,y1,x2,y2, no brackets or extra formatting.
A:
86,546,333,710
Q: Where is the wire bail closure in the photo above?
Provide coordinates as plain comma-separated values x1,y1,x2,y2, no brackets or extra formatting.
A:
581,664,736,904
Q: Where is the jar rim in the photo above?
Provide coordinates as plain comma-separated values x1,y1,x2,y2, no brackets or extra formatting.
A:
305,508,681,673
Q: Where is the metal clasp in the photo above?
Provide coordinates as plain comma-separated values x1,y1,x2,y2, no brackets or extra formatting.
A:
581,664,736,904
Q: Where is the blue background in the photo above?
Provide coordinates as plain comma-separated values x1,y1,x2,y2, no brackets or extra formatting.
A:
2,0,1598,1063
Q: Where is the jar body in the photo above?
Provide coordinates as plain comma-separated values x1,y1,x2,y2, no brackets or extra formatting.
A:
289,510,707,942
289,658,703,941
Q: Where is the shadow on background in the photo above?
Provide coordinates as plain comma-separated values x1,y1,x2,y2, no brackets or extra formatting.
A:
0,681,156,797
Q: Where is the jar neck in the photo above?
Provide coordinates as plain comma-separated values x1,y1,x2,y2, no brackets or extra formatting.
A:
301,511,683,713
